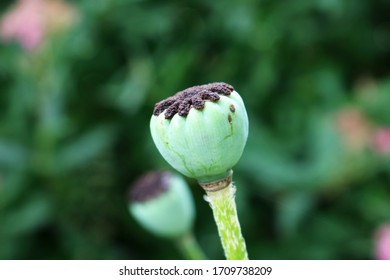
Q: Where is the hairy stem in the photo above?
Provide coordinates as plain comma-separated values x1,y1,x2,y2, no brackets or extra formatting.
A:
176,232,207,260
205,181,248,260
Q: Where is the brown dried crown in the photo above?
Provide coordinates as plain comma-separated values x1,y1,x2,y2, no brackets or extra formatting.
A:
153,82,234,119
129,171,171,203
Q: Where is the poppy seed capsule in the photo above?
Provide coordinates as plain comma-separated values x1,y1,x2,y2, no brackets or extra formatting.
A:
150,82,249,184
129,171,195,238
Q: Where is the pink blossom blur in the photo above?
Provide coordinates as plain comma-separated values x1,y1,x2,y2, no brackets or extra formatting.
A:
0,0,44,50
375,225,390,260
335,108,372,152
0,0,77,51
372,128,390,155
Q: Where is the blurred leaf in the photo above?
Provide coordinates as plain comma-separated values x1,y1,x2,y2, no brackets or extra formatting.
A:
56,126,115,170
0,140,27,169
275,191,316,238
0,193,51,236
104,57,154,114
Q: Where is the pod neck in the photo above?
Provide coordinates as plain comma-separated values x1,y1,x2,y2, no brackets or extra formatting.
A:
198,170,233,192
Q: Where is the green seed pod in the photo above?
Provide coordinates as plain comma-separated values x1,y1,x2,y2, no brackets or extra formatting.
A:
150,82,249,183
129,171,195,238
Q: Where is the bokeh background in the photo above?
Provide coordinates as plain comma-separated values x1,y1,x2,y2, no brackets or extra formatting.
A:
1,0,390,260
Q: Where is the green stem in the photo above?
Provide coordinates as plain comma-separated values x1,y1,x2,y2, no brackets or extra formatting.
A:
176,232,207,260
205,182,248,260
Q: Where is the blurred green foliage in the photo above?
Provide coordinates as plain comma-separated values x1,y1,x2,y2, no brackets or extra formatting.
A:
0,0,390,259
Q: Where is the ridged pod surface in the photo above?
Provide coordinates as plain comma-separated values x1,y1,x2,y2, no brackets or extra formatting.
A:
150,83,248,183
